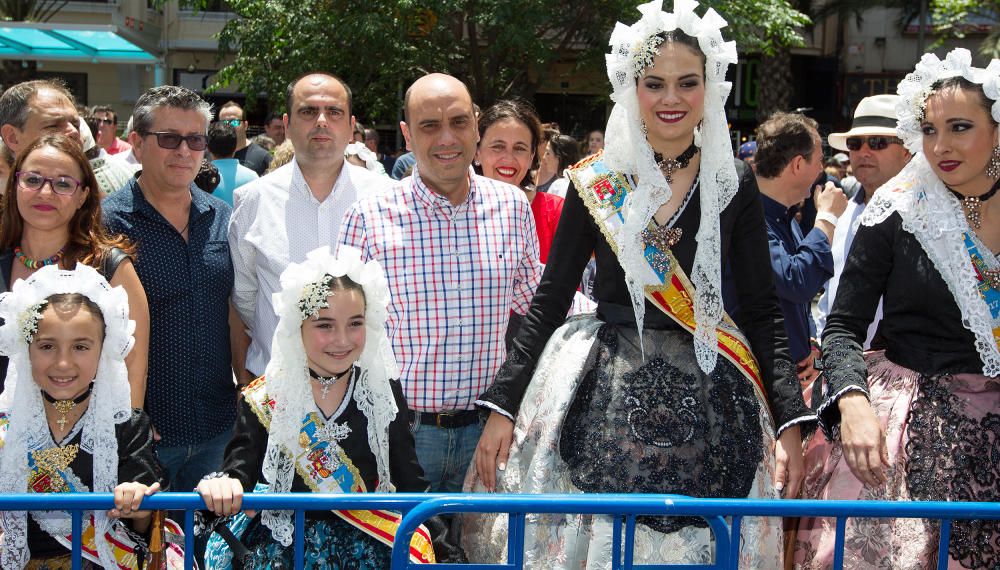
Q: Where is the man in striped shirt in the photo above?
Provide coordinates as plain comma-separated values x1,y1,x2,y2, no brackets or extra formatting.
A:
337,73,541,492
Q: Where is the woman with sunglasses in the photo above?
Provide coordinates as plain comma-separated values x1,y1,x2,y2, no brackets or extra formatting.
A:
0,134,149,408
795,49,1000,567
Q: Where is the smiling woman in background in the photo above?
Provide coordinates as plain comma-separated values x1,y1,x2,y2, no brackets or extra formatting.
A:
0,134,148,407
476,100,564,264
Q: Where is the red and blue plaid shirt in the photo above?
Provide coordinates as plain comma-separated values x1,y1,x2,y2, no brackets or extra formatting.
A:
337,167,541,412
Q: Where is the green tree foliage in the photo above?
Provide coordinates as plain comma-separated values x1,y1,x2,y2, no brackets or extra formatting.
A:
209,0,811,121
932,0,1000,58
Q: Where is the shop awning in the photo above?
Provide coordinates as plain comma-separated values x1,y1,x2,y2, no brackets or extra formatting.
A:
0,22,158,64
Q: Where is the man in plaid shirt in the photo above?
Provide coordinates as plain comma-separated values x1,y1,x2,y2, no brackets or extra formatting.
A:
337,73,541,492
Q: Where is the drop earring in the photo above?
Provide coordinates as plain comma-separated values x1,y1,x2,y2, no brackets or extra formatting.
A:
986,145,1000,180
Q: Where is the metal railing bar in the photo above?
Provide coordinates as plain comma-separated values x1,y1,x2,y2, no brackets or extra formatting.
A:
294,509,306,570
509,511,526,569
728,515,743,570
71,509,82,570
612,514,623,570
184,508,195,570
832,517,847,570
624,514,636,569
937,519,952,569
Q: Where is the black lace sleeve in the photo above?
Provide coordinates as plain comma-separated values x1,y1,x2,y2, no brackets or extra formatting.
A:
117,409,166,487
726,164,814,434
477,182,597,416
816,214,897,437
217,396,267,492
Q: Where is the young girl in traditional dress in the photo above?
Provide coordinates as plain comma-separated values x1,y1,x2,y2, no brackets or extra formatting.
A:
0,264,175,569
199,246,461,568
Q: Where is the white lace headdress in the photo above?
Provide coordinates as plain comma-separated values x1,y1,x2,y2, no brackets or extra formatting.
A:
344,141,383,173
861,47,1000,375
0,264,135,570
603,0,739,373
259,245,400,546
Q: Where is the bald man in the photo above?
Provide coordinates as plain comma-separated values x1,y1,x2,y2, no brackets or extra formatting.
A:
337,73,541,492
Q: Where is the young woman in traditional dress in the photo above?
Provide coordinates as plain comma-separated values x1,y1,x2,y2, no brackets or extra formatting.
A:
467,0,815,566
795,48,1000,569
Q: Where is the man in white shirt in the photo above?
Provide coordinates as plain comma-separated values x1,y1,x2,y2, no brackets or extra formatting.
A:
229,72,390,382
816,94,911,350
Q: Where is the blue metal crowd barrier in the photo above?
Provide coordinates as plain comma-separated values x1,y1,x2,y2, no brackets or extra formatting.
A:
2,492,999,570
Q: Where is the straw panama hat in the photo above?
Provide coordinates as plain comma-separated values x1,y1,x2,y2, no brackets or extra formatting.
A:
828,94,902,151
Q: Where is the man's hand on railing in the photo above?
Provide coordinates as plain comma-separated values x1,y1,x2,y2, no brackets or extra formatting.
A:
475,412,514,492
774,425,804,499
197,475,246,517
110,481,161,532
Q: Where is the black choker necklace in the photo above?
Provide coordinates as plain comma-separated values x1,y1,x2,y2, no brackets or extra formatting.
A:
653,142,699,184
309,366,353,399
947,178,1000,229
41,383,93,431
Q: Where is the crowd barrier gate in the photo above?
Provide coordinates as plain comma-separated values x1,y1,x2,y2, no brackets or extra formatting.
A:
1,493,998,570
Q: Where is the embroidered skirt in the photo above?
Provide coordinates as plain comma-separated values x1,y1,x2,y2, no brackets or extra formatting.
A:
204,514,391,570
461,314,783,569
795,351,1000,569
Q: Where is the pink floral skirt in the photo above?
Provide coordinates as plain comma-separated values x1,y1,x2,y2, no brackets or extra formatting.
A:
794,351,1000,569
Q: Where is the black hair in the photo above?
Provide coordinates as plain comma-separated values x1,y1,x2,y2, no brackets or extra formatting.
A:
929,76,996,124
477,99,544,188
208,121,238,158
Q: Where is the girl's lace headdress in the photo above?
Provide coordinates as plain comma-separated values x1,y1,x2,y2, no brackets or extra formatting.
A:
603,0,739,373
0,264,135,570
259,245,399,546
861,47,1000,375
345,141,384,174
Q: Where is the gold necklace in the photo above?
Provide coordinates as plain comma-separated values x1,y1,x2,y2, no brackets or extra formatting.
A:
41,384,93,431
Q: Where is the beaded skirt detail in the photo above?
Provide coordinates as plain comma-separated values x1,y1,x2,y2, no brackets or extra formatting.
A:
462,315,782,569
795,351,1000,569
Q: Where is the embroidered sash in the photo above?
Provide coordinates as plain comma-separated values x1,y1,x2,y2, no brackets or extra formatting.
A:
0,412,183,570
964,232,1000,350
568,155,771,417
242,379,436,564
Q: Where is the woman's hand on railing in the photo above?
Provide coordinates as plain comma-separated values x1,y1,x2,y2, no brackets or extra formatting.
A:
838,392,889,488
774,425,804,498
197,476,245,517
475,412,514,492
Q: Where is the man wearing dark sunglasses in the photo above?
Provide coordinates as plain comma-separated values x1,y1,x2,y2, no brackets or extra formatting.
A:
219,101,272,176
104,85,240,497
818,94,912,353
92,105,132,156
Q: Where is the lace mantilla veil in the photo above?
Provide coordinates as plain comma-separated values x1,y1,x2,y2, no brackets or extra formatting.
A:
0,265,135,569
603,0,739,373
860,48,1000,376
259,245,400,546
